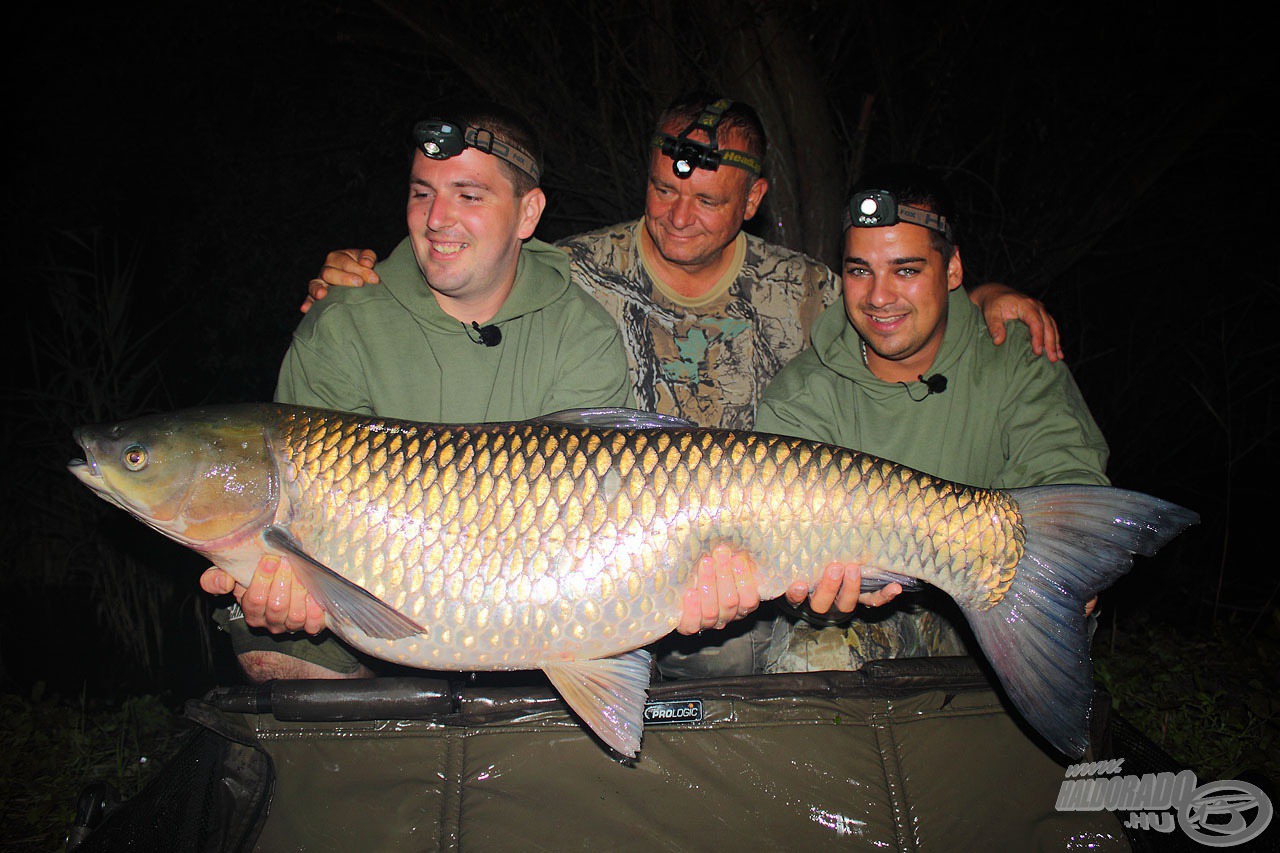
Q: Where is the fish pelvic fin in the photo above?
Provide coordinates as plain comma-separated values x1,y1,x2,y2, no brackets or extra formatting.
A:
542,649,653,758
263,525,427,640
964,486,1198,759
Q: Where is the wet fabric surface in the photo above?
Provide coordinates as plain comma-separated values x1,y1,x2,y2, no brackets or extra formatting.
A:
217,665,1129,851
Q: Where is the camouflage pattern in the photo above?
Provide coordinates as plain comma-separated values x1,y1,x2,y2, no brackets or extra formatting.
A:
766,598,969,673
559,219,838,677
558,220,838,430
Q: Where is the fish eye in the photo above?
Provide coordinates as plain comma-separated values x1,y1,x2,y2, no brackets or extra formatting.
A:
122,444,149,471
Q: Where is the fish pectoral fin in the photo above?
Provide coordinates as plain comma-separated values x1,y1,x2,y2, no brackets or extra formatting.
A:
541,649,653,758
263,525,426,640
534,407,695,429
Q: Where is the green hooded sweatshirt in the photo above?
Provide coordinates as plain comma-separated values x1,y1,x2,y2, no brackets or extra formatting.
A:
277,236,632,422
756,287,1109,488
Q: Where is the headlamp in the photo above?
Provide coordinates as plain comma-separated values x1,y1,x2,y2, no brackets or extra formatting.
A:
651,98,763,180
412,119,541,184
845,189,953,241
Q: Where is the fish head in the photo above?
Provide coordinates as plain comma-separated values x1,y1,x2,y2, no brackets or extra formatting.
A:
68,407,280,550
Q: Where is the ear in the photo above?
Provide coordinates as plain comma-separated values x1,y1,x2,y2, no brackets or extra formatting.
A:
947,248,964,291
516,188,547,240
743,176,769,221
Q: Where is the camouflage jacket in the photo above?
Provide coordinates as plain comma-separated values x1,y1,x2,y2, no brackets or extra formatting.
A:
558,219,838,429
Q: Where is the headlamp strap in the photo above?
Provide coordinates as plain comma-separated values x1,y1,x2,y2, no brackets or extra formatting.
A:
651,97,763,178
461,126,541,184
413,119,541,184
896,205,951,239
690,98,732,143
845,189,953,241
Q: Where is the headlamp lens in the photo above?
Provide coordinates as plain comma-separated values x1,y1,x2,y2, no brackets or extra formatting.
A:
846,188,953,241
414,120,466,160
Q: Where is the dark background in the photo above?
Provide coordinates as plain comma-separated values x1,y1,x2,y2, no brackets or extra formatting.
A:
4,1,1275,703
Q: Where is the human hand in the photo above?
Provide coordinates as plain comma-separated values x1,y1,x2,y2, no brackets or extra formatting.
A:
199,557,326,634
970,281,1063,362
784,562,903,615
676,544,761,634
301,248,381,313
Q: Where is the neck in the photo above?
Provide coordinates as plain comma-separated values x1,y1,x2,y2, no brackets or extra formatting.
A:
861,337,944,385
430,277,515,325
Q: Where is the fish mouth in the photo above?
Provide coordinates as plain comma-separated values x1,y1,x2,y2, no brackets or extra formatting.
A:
67,429,103,487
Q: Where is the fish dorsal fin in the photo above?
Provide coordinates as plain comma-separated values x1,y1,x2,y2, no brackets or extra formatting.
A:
264,525,426,640
541,649,653,758
534,407,695,430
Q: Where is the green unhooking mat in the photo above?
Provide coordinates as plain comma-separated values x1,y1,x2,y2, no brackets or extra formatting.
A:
72,657,1156,851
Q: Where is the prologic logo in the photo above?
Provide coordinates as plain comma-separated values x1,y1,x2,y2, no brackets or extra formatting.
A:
1055,758,1272,847
642,699,703,725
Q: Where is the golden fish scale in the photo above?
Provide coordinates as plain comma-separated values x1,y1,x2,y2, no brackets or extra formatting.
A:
271,409,1024,668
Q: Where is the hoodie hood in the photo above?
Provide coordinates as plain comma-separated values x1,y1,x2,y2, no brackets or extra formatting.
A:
378,237,572,333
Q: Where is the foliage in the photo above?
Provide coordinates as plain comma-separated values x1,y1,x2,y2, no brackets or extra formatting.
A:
1095,612,1280,783
0,686,187,852
1,230,216,696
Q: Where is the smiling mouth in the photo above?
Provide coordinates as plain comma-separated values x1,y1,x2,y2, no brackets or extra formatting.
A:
431,241,469,255
865,312,908,329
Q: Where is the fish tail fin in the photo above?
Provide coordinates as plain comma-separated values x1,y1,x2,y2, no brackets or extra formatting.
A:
962,485,1198,758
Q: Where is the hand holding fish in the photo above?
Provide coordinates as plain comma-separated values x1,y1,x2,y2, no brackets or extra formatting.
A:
675,545,905,634
200,559,326,635
787,562,903,615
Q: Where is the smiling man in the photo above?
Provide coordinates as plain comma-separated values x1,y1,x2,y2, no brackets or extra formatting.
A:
202,102,631,681
303,96,1071,679
756,164,1110,672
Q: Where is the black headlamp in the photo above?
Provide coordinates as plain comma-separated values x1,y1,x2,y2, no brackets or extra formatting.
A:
412,119,541,184
845,189,953,241
651,98,763,180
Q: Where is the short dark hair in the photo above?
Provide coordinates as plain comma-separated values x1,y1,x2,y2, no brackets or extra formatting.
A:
417,100,543,196
656,92,768,166
850,163,959,262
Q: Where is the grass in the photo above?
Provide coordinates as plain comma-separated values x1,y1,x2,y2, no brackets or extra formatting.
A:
0,685,188,852
1094,610,1280,783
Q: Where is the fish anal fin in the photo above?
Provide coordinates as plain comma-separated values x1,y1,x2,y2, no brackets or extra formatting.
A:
263,525,425,640
542,649,652,758
859,569,923,594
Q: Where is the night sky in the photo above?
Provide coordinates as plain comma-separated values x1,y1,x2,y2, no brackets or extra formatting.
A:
6,2,1276,697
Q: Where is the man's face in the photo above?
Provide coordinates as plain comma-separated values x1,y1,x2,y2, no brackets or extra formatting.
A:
643,126,768,274
842,221,963,383
405,148,544,309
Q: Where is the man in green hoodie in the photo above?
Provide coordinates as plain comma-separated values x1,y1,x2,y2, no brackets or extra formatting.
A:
757,163,1109,671
299,96,1068,679
201,102,632,681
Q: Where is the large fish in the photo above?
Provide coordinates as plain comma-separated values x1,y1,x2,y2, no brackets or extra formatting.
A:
69,404,1196,758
